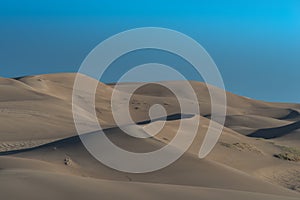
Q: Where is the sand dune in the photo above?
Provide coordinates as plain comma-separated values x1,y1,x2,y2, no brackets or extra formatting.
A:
0,73,299,199
2,169,299,200
249,121,300,139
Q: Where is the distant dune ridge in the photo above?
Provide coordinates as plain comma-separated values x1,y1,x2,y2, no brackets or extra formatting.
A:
0,73,300,200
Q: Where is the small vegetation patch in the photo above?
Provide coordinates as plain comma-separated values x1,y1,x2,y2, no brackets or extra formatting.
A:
219,142,262,154
274,145,300,162
219,142,233,148
64,156,72,166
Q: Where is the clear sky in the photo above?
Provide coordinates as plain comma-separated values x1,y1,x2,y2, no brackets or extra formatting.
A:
0,0,299,103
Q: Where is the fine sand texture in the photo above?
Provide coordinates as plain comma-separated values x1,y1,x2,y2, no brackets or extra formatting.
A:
0,73,300,200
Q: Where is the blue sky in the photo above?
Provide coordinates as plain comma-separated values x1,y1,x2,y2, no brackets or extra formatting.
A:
0,0,299,102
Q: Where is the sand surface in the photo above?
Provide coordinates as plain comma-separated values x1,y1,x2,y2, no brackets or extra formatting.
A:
0,73,299,199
